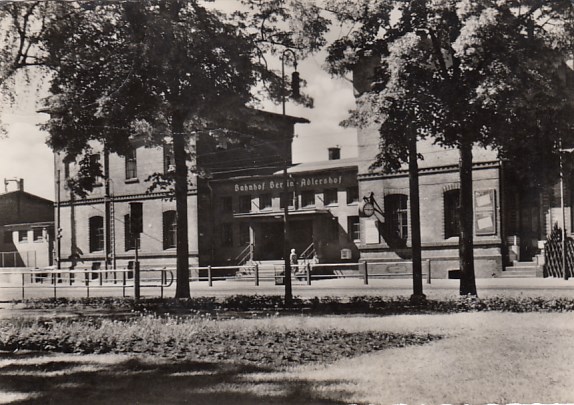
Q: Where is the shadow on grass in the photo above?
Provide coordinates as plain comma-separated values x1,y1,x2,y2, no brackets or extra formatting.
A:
0,351,348,405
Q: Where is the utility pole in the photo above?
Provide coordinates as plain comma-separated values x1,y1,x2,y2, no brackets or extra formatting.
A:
280,48,300,306
408,128,425,300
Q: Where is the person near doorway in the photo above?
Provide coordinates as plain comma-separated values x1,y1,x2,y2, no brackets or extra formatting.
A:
290,248,298,270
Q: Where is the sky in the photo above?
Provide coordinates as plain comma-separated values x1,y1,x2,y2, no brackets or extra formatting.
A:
0,3,357,201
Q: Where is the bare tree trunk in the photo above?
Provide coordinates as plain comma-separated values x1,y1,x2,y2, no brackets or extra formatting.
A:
172,112,190,299
459,137,477,296
408,130,425,301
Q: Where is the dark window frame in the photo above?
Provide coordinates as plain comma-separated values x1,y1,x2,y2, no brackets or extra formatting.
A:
346,187,359,205
259,194,272,210
444,189,461,239
280,192,295,209
125,148,137,180
18,230,28,243
384,194,408,241
33,228,43,242
89,216,104,252
162,210,177,250
238,195,252,213
324,188,338,206
124,214,139,251
301,190,315,207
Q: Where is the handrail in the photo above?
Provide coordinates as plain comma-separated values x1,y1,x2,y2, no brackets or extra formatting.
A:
234,243,254,266
299,242,315,262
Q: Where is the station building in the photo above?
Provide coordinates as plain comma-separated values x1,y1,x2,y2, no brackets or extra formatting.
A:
54,109,361,271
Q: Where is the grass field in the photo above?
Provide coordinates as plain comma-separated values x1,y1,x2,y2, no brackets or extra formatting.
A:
1,311,574,404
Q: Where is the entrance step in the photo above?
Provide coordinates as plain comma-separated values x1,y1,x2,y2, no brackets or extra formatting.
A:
500,261,539,278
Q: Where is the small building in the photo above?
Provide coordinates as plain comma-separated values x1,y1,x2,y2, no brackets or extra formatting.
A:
0,179,54,268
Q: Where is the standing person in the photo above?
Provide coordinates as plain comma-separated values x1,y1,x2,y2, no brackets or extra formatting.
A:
290,248,298,272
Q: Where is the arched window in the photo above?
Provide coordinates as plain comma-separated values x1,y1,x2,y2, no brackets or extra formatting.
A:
444,189,460,239
163,210,177,249
89,216,104,252
384,194,408,241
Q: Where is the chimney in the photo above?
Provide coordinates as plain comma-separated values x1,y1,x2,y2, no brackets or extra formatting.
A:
328,147,341,160
18,179,24,191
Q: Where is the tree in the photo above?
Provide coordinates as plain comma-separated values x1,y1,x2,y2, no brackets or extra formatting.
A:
0,0,320,299
301,0,574,295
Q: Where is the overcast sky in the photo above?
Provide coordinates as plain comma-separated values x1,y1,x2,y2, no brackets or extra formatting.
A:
0,2,357,201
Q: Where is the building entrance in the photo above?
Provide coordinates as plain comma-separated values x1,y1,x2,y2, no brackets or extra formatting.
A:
254,222,284,260
252,219,315,261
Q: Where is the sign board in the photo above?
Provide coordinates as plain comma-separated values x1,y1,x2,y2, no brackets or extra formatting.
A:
340,248,352,260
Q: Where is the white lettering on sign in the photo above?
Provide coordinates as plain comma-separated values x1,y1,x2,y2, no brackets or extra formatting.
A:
234,182,266,192
232,175,344,193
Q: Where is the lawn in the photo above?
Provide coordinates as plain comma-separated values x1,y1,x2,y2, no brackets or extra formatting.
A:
1,307,573,404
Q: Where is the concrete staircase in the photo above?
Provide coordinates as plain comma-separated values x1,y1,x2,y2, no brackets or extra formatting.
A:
500,260,539,278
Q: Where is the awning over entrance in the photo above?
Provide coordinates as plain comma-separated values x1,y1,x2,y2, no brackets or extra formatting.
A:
233,208,332,219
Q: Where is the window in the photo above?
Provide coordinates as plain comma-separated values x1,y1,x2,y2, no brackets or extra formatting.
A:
346,187,359,205
221,223,233,246
163,210,177,249
18,230,28,243
444,189,460,239
90,154,103,185
238,195,252,213
33,228,43,242
301,190,315,207
280,192,294,209
124,214,138,251
384,194,408,241
163,145,175,174
324,188,338,206
239,223,250,245
259,194,272,210
125,148,137,180
4,231,12,244
221,197,233,213
348,216,360,241
89,216,104,252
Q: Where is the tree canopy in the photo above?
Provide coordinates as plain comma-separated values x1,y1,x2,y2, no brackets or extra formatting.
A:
299,0,574,295
0,0,321,299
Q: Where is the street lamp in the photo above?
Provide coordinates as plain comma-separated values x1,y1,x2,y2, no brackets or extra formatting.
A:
280,48,300,305
559,144,574,280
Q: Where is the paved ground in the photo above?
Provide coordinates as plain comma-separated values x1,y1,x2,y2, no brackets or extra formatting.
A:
1,274,574,303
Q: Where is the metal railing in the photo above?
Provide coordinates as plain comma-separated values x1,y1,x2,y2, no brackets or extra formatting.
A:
0,267,174,300
0,260,432,300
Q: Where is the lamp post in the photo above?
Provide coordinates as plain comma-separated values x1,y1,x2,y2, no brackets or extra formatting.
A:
280,48,299,306
559,145,574,280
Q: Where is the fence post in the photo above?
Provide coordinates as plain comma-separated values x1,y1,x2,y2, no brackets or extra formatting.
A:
306,263,311,285
160,270,164,299
254,264,259,286
122,269,126,298
208,265,212,287
53,273,57,299
21,273,25,301
86,272,90,299
425,259,431,284
360,261,369,285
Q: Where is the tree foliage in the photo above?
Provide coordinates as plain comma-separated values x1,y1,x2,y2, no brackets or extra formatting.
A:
299,0,574,294
0,0,318,299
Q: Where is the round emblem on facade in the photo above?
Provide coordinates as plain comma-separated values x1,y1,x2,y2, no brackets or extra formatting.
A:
361,202,375,217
